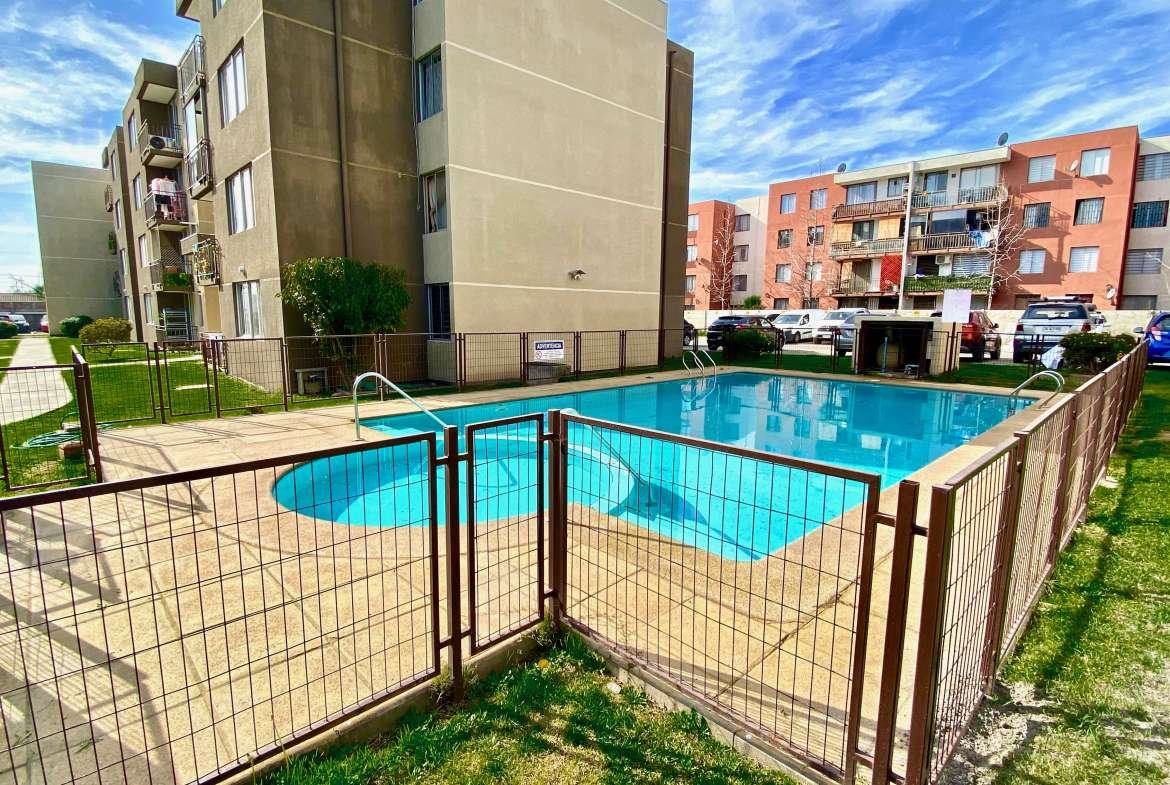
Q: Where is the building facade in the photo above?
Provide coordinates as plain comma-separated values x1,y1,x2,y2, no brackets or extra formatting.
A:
31,161,125,331
1124,136,1170,309
684,196,767,310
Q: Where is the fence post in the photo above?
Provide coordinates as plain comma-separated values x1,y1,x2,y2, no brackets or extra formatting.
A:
441,424,464,700
574,332,582,380
211,340,223,418
1046,394,1080,565
871,481,920,785
279,338,291,411
152,344,168,424
984,435,1028,679
520,332,528,384
72,350,103,483
547,409,568,626
619,331,627,375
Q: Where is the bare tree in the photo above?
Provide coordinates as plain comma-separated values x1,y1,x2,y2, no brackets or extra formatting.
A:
702,208,738,309
772,202,832,308
983,187,1030,302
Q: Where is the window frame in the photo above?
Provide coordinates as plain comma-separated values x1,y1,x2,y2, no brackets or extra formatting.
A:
779,193,796,214
127,112,137,151
734,213,750,232
1073,197,1104,225
1138,152,1170,181
1080,147,1110,177
731,274,748,292
777,228,792,248
685,244,697,262
846,181,877,205
218,43,248,126
807,225,824,246
416,48,443,122
809,188,827,210
1068,246,1099,273
1132,200,1169,229
687,213,698,231
1023,202,1050,229
426,283,452,339
775,264,791,283
226,165,256,234
233,280,262,337
1028,154,1056,183
422,169,447,233
1018,249,1045,275
1125,248,1164,275
887,176,907,198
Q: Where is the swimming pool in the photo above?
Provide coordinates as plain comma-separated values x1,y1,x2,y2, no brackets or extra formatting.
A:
273,372,1029,560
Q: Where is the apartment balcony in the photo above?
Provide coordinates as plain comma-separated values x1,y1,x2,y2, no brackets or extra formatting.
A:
184,139,213,198
908,231,991,254
903,274,991,294
831,196,906,221
191,236,221,285
103,184,114,212
146,258,195,292
145,190,189,230
830,276,879,295
178,35,205,100
910,183,1008,211
138,122,183,168
828,236,905,259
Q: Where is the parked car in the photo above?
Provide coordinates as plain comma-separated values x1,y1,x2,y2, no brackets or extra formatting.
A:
930,309,1002,361
1013,298,1097,363
683,319,696,347
768,309,825,343
815,308,868,343
9,314,30,334
1135,311,1170,363
705,315,779,351
37,315,49,333
835,313,859,357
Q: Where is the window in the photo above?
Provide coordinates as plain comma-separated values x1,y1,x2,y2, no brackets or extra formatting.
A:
1028,154,1056,183
775,264,791,283
959,164,997,190
127,112,137,150
846,181,877,204
144,293,155,325
1125,248,1164,275
114,201,121,229
809,188,827,210
802,298,818,309
422,169,447,232
1080,147,1110,176
1138,152,1170,181
137,234,149,266
779,193,796,214
183,95,203,151
218,44,248,125
1132,200,1169,229
808,262,822,281
1074,197,1104,225
687,213,698,231
851,220,874,241
734,213,750,232
733,245,748,262
1122,295,1158,310
954,254,991,275
119,248,127,273
773,297,789,310
213,0,227,12
686,245,697,262
732,275,747,292
807,225,824,246
923,171,949,194
226,165,255,233
1019,249,1045,274
1023,202,1050,229
132,175,142,209
777,229,792,248
233,280,262,337
887,176,907,198
685,275,695,292
416,49,442,121
1069,246,1099,273
426,283,451,338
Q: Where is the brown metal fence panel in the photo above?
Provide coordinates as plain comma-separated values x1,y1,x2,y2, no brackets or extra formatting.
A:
557,413,880,782
208,338,287,414
462,333,523,387
466,414,545,653
380,333,457,389
623,329,661,370
0,364,92,492
284,334,379,404
159,340,213,418
0,433,440,785
80,342,159,426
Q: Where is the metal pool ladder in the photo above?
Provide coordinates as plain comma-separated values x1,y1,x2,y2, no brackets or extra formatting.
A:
682,348,718,378
1009,369,1065,408
352,371,448,440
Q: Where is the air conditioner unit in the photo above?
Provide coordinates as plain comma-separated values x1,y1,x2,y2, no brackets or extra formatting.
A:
149,135,169,150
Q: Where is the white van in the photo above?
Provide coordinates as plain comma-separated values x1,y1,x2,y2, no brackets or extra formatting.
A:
815,308,869,343
768,309,826,343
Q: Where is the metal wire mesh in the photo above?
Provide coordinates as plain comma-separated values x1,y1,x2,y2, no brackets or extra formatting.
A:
0,435,439,785
208,338,285,413
461,333,523,386
79,343,158,426
0,365,90,491
284,335,378,405
559,414,878,778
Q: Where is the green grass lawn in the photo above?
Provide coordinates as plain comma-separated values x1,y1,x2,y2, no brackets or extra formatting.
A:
973,368,1170,784
262,634,795,785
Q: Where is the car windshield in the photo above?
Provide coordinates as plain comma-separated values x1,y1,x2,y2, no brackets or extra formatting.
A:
714,317,747,325
773,314,801,324
825,311,855,320
1024,304,1087,320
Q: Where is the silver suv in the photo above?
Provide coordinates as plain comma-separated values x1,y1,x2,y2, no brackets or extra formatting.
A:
1013,298,1096,363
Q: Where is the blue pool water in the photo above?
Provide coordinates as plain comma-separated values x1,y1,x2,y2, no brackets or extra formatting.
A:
273,373,1028,560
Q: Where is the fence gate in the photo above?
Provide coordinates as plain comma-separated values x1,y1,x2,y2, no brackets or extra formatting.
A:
158,339,214,418
79,341,158,425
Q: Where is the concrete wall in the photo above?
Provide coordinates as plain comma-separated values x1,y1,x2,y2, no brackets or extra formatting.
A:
32,161,125,331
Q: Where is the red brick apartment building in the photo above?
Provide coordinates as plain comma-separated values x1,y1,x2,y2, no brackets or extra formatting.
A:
689,125,1170,312
685,199,736,309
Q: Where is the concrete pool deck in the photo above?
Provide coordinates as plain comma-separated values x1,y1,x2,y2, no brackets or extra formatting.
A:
5,367,1058,784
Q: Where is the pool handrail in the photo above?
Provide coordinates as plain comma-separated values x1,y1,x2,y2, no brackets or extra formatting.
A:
1008,369,1065,408
561,407,656,503
352,371,448,440
685,348,718,378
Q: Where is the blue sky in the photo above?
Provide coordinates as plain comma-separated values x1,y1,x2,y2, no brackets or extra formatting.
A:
2,0,1170,287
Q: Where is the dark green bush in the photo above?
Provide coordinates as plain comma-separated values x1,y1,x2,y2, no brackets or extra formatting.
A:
59,315,94,338
79,317,132,349
1059,331,1137,370
722,328,774,360
0,321,18,339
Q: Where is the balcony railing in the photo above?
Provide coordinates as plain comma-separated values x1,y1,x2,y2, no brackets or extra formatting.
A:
178,35,206,99
147,258,195,292
831,196,906,221
828,236,905,259
103,184,114,212
908,231,991,254
903,274,992,293
138,122,183,166
910,183,1008,210
192,236,221,285
145,190,189,229
830,276,878,295
184,139,213,197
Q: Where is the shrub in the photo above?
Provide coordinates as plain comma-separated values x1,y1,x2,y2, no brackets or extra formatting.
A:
741,295,763,309
59,315,94,338
722,328,774,360
79,318,133,355
0,321,18,339
1059,331,1137,371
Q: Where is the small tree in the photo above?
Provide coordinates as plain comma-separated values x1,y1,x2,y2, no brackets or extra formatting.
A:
774,202,831,308
79,318,132,358
741,294,762,309
702,209,737,309
280,257,412,387
985,188,1030,304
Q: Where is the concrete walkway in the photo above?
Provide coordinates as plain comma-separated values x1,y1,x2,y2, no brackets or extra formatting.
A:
0,335,73,425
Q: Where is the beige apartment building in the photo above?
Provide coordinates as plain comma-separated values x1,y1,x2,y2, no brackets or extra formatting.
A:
1125,136,1170,309
31,162,125,331
84,0,693,360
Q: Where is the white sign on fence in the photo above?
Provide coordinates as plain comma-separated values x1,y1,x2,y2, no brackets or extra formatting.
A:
533,340,565,361
941,289,973,324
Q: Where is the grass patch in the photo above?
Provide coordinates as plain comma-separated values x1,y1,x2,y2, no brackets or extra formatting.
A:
987,368,1170,784
262,634,795,785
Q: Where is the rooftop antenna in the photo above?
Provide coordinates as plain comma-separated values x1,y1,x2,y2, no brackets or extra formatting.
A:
996,131,1009,146
836,162,847,173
